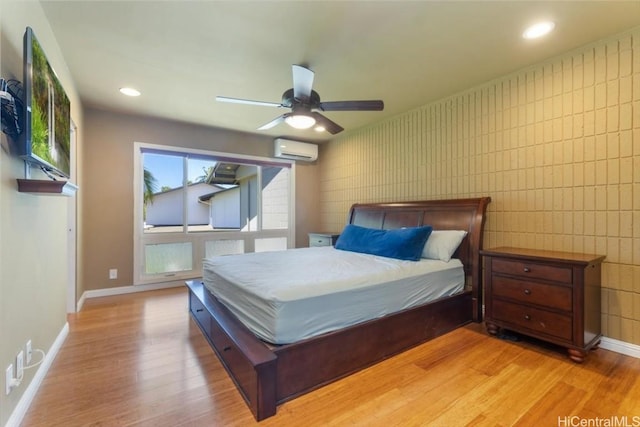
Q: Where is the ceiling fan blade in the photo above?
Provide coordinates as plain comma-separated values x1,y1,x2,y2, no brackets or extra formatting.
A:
258,114,288,131
311,112,344,135
318,100,384,111
292,65,314,101
216,96,282,108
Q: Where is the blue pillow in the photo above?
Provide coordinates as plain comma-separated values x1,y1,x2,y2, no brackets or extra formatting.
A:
335,224,433,261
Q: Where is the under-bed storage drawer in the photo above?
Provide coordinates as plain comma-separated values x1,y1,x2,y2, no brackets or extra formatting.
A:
208,318,258,404
189,292,211,336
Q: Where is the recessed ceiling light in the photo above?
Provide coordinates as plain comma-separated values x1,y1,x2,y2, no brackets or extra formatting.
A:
523,21,555,40
314,125,326,132
119,87,141,97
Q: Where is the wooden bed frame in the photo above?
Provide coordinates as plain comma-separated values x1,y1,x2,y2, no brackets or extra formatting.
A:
186,197,491,420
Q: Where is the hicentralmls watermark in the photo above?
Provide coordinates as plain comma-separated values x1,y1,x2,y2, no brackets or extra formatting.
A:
558,416,640,427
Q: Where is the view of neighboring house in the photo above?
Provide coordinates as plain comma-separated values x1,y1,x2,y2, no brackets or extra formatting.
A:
199,186,241,229
145,182,225,227
144,163,288,233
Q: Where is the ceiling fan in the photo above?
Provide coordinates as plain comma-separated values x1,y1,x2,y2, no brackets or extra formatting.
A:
216,65,384,135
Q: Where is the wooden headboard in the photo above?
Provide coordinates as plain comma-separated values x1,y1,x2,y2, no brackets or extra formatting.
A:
347,197,491,321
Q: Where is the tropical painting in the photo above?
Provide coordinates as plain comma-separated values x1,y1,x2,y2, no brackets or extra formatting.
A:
29,29,70,176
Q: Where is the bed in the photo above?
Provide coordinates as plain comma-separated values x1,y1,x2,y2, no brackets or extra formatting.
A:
186,197,491,420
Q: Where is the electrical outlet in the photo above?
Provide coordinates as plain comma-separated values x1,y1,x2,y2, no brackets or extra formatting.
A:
16,351,24,380
109,269,118,280
26,340,32,364
5,364,13,395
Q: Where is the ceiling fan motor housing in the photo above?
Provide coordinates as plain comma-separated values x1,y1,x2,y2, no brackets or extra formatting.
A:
282,88,321,109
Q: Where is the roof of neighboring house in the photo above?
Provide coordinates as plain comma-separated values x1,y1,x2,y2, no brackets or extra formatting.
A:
205,162,241,185
153,182,224,196
198,185,239,202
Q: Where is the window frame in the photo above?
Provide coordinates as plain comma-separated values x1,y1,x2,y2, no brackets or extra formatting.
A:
133,142,296,285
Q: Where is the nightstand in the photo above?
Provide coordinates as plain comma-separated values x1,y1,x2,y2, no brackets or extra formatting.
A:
308,232,340,247
480,247,605,363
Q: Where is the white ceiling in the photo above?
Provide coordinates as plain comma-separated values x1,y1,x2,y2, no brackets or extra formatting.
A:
41,1,640,142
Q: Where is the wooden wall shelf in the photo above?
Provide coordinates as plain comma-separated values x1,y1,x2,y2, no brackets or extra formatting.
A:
17,179,78,196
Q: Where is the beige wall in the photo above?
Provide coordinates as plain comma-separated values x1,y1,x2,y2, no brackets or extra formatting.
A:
81,108,319,292
0,1,83,424
294,158,321,245
319,28,640,345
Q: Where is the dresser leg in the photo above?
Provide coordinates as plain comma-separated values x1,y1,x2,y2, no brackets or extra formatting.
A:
486,322,499,336
567,348,586,363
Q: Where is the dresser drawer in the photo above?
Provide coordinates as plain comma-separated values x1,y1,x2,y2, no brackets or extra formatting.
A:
308,233,339,247
492,276,572,311
309,235,332,247
492,258,572,284
492,299,572,341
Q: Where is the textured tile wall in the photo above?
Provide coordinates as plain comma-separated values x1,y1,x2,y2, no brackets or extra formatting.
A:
319,28,640,345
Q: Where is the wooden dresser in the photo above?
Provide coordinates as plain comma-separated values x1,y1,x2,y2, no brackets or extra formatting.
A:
480,247,605,363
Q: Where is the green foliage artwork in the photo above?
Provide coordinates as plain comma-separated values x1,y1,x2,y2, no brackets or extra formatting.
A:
30,101,48,160
30,32,70,175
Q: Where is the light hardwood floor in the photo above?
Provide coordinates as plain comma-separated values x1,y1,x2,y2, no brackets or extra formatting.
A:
22,287,640,426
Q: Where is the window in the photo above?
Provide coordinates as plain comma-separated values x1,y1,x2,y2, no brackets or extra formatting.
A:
134,143,295,285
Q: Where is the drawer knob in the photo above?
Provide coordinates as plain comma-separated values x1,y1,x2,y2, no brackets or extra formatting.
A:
523,267,531,273
524,314,531,321
196,308,204,313
223,346,232,352
524,289,531,295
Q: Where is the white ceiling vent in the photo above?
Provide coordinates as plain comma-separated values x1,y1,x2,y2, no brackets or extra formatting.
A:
274,138,318,162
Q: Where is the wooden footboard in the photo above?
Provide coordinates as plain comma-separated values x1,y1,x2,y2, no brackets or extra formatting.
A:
273,289,473,403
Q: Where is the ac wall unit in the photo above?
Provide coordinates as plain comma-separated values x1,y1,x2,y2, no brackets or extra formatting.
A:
274,138,318,162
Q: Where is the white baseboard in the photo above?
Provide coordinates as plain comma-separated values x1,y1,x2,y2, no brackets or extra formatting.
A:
600,336,640,359
76,291,87,312
78,280,185,308
5,322,69,427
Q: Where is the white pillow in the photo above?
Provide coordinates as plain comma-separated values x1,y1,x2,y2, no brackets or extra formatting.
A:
421,230,468,262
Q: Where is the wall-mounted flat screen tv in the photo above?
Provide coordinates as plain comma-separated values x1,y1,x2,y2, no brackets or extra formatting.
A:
20,26,71,178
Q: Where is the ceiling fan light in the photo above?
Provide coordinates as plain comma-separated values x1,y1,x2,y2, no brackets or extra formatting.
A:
285,114,316,129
